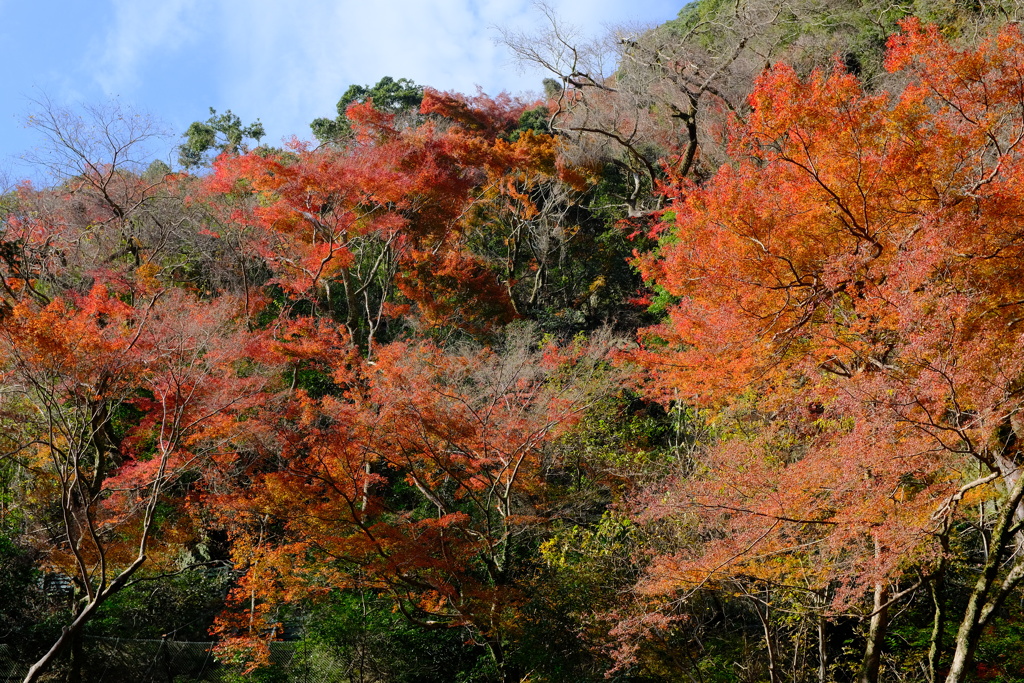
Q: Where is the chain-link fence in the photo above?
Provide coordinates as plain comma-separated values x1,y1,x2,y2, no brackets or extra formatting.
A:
0,638,353,682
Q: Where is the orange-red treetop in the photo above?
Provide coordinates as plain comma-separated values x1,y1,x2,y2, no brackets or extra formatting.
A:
209,329,618,668
630,18,1024,613
194,90,582,345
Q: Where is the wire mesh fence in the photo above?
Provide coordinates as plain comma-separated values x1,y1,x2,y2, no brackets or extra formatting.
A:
0,638,353,682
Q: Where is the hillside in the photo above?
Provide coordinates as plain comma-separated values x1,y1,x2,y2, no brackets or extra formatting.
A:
3,3,1024,682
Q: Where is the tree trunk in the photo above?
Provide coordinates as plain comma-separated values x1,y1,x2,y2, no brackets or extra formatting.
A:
750,593,779,683
818,613,829,683
484,637,519,683
22,556,146,683
69,628,83,683
927,549,948,683
944,470,1024,683
945,596,983,683
859,580,889,683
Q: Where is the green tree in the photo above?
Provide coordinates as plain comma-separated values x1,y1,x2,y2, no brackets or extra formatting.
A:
178,108,265,169
310,76,423,143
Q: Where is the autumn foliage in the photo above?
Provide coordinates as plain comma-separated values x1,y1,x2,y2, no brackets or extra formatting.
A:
627,18,1024,683
9,11,1024,683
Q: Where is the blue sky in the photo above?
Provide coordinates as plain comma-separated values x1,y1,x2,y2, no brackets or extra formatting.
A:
0,0,682,184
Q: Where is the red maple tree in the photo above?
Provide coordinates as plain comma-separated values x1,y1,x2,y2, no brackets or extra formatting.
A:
210,328,619,681
629,19,1024,683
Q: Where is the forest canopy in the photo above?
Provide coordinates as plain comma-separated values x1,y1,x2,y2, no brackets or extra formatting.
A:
4,2,1024,683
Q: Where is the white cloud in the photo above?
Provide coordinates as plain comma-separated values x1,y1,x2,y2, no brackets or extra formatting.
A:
84,0,680,147
89,0,204,95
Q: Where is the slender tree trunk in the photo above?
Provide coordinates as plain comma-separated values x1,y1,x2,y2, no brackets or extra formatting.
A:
24,609,95,683
764,624,779,683
818,612,829,683
752,595,779,683
945,469,1024,683
859,580,889,683
162,637,175,683
69,628,83,683
22,556,146,683
360,461,371,511
945,587,985,682
944,553,1024,682
928,544,948,683
485,637,518,683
